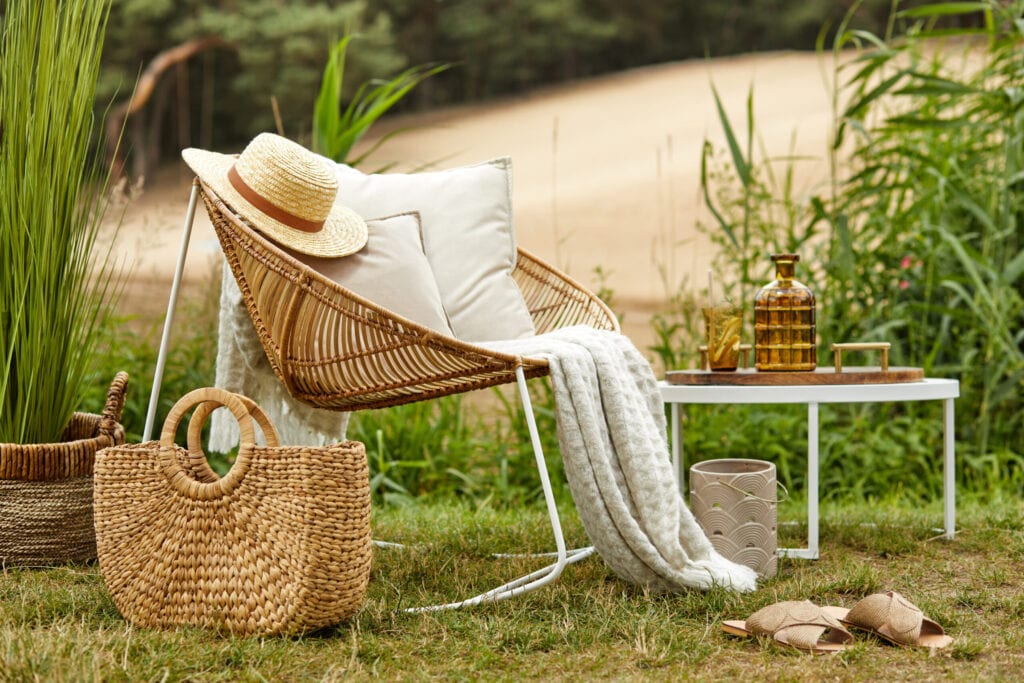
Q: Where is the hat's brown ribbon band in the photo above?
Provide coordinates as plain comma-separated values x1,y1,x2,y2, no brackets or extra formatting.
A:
228,165,324,233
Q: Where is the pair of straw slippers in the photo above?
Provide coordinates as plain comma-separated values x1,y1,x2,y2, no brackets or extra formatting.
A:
722,591,954,654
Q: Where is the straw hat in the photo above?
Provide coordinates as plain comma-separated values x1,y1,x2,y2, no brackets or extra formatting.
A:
182,133,368,257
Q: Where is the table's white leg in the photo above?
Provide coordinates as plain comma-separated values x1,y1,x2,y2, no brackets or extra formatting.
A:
808,401,820,560
671,402,682,492
944,397,956,539
778,401,821,560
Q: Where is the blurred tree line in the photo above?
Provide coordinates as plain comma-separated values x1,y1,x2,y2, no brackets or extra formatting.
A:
94,0,953,175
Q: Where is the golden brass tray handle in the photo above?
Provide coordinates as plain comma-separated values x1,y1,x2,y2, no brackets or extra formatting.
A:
830,342,891,373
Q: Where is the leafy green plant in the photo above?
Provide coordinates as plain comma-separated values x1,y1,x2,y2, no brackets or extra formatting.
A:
84,275,222,447
649,284,704,375
347,396,479,506
821,0,1024,482
0,0,121,443
345,386,567,508
312,33,449,166
699,86,824,308
659,0,1024,500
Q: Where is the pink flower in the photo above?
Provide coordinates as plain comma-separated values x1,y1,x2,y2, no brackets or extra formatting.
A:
900,255,913,269
899,279,910,290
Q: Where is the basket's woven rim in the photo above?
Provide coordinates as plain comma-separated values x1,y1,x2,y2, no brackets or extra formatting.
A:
0,372,129,481
0,413,124,481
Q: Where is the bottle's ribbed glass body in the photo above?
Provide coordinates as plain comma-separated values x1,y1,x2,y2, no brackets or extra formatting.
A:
754,254,816,371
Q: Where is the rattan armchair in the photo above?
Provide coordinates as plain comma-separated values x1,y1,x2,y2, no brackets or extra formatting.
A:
146,180,619,611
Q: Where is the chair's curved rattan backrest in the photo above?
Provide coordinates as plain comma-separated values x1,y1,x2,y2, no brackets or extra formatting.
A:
201,184,618,412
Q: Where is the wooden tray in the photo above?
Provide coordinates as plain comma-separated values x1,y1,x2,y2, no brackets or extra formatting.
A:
665,366,924,386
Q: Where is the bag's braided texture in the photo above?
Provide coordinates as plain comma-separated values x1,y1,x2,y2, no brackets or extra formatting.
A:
94,389,371,636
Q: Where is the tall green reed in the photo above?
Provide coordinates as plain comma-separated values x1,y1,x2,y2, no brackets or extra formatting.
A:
0,0,121,443
823,0,1024,489
663,0,1024,498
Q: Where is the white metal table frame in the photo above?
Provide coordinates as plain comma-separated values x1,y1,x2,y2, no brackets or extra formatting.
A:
659,378,960,560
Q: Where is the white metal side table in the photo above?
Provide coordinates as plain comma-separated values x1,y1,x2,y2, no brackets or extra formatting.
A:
659,378,960,559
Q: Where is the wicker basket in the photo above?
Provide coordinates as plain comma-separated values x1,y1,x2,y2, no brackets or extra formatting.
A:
0,372,129,566
94,387,372,636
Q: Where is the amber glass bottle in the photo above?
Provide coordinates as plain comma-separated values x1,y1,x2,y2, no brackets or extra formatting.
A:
754,254,816,371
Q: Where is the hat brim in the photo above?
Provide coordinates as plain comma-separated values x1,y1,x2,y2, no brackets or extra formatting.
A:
182,148,368,258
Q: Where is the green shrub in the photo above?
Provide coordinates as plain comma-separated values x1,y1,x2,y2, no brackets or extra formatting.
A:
655,0,1024,499
823,0,1024,487
312,33,448,167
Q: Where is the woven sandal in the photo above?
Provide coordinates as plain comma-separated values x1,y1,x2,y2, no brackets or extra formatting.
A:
822,591,953,649
722,600,853,653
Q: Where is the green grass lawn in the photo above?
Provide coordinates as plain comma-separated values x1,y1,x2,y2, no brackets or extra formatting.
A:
2,496,1022,681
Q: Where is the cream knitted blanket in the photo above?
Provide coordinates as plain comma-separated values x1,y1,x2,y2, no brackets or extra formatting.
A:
483,326,758,593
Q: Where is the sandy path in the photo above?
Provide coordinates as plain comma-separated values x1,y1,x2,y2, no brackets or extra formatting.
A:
103,50,835,348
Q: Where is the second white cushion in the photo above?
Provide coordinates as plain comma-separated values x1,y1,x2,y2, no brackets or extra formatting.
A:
333,157,536,342
282,211,454,336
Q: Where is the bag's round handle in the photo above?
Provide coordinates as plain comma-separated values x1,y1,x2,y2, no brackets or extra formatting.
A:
159,388,256,500
182,394,282,483
187,393,281,453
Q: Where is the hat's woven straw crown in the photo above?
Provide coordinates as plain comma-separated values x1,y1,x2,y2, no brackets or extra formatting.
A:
235,134,337,222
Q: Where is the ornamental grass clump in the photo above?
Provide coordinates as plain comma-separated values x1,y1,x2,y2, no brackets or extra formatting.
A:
0,0,120,444
671,0,1023,500
312,33,449,167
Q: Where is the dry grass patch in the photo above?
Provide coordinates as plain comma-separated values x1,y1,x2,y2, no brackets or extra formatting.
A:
2,498,1023,681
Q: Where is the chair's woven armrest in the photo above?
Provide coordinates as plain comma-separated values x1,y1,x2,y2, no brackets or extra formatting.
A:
514,248,619,334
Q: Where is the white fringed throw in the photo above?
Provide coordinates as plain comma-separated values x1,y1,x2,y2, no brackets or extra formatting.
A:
483,326,758,593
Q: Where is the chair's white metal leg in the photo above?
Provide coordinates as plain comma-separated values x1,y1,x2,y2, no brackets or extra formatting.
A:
402,366,576,612
515,364,569,574
378,545,594,562
142,180,201,442
943,396,956,540
403,547,594,613
455,547,593,600
492,547,595,560
671,402,683,491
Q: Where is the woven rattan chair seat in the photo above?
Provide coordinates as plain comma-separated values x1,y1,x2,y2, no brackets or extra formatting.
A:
201,183,619,412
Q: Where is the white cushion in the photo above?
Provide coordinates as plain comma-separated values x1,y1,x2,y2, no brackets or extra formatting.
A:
333,157,536,342
282,212,454,336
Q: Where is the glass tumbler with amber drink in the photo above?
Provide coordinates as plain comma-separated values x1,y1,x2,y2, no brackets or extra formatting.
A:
702,302,742,371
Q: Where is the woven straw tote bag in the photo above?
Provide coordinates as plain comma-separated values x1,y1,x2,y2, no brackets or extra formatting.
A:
94,387,372,636
0,372,129,566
